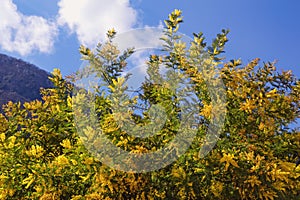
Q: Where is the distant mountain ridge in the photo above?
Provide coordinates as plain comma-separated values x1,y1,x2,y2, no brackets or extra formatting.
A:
0,53,53,110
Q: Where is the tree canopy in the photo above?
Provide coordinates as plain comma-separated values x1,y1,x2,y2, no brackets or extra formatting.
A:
0,9,299,200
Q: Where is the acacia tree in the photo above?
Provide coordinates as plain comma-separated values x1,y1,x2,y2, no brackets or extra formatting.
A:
0,9,299,200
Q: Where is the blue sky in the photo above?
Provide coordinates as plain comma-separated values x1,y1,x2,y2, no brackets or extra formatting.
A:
1,0,300,79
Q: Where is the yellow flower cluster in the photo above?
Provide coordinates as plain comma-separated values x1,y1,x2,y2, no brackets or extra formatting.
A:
55,155,69,165
60,139,72,149
200,102,212,118
0,133,5,142
244,175,262,187
220,152,239,171
210,181,224,197
8,136,16,148
25,145,44,158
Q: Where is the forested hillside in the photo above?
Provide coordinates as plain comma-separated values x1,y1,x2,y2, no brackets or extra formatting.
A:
0,53,53,110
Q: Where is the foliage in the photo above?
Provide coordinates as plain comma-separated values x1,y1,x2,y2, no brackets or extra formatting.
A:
0,9,299,199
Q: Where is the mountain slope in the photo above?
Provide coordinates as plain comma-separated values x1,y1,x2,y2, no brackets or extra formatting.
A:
0,53,53,109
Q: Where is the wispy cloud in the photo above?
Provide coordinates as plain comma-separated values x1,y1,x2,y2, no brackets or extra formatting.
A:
56,0,167,89
57,0,138,47
113,26,164,52
0,0,58,55
0,0,163,59
112,26,166,91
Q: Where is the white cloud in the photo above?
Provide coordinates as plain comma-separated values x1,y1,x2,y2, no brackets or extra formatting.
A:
113,27,167,91
57,0,138,47
0,0,58,55
56,0,168,90
113,27,164,52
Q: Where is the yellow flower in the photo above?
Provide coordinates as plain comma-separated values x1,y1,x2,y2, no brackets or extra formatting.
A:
244,175,261,187
266,88,278,98
244,151,254,161
107,28,116,37
172,166,186,179
26,145,44,158
22,174,35,189
8,136,16,148
240,99,256,113
258,122,265,130
173,9,182,16
200,102,212,118
83,157,94,165
0,174,7,184
34,185,43,193
70,159,78,165
210,181,224,197
0,133,5,142
71,195,84,200
67,96,72,108
56,155,69,165
220,152,239,171
60,139,72,149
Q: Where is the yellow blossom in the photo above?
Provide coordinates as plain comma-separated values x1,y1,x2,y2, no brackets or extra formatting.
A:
220,152,239,171
60,139,72,149
26,145,44,158
173,9,182,16
210,181,224,197
0,174,7,184
240,99,256,113
244,175,261,187
84,157,94,165
55,155,69,165
107,28,116,38
22,174,35,189
244,151,254,161
70,159,78,165
266,88,278,98
8,136,16,148
258,122,265,130
200,102,212,118
0,133,5,142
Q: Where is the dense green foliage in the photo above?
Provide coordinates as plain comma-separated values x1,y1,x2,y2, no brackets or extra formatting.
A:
0,10,299,199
